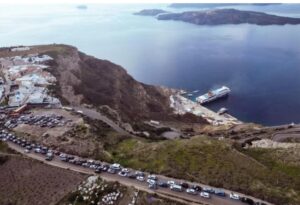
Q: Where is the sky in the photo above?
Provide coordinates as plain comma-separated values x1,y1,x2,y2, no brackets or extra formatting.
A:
1,0,300,4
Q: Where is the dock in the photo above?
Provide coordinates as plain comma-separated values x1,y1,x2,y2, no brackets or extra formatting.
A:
170,94,241,126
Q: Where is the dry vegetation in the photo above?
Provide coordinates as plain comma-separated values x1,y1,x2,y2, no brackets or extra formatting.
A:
108,136,300,205
58,177,186,205
0,156,86,205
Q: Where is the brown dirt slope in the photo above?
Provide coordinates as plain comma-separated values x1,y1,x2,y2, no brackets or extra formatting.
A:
43,45,172,122
0,156,86,205
41,44,206,124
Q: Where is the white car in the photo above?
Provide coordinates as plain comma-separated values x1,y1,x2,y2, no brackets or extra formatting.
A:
147,174,157,180
136,176,145,182
147,179,156,184
170,184,183,192
200,192,210,198
135,171,144,176
76,110,83,114
230,193,240,200
111,163,121,170
24,149,30,153
34,148,41,153
186,188,197,195
90,164,97,169
59,153,67,158
46,152,53,157
87,159,94,164
167,180,175,185
121,168,130,173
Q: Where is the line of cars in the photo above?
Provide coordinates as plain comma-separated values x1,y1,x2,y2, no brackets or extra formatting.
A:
0,130,55,160
4,114,70,129
0,129,267,205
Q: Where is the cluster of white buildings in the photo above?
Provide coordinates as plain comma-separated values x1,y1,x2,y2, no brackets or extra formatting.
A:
0,53,61,107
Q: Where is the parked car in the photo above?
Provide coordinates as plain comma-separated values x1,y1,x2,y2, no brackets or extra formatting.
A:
101,164,109,172
192,185,202,191
230,193,240,200
202,187,215,193
121,168,130,173
135,171,145,177
34,148,41,153
107,168,117,174
214,189,226,197
147,179,156,185
147,174,157,181
136,176,145,182
40,149,47,154
167,180,175,186
45,155,53,161
128,173,137,179
118,171,128,177
94,169,101,173
170,184,183,192
25,145,32,150
110,163,121,170
180,182,189,189
240,197,255,205
200,192,210,198
186,188,197,195
157,181,169,188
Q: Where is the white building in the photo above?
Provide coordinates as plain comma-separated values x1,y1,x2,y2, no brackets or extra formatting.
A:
10,47,30,52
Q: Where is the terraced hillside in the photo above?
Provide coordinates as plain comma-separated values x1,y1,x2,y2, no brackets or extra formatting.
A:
0,142,87,205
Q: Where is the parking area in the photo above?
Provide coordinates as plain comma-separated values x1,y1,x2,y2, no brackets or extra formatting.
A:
0,129,269,205
4,113,71,129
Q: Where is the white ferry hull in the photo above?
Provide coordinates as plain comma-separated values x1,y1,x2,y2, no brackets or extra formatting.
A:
196,86,230,104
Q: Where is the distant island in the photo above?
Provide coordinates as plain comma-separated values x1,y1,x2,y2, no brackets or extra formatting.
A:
133,9,168,16
169,3,281,9
76,5,88,10
135,8,300,26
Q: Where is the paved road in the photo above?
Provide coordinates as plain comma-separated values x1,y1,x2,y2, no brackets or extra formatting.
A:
271,126,300,142
72,106,128,135
6,142,272,205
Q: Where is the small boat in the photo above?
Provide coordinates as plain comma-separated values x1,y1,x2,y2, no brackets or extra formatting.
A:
193,90,199,93
187,93,193,96
217,107,228,115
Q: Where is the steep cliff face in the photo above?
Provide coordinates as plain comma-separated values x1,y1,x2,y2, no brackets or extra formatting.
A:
44,45,179,122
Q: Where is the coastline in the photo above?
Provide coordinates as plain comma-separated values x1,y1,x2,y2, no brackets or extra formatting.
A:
170,92,241,126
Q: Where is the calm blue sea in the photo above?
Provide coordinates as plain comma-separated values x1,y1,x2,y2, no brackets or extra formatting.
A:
0,3,300,125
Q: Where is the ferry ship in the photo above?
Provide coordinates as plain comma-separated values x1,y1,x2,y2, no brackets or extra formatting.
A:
196,86,231,104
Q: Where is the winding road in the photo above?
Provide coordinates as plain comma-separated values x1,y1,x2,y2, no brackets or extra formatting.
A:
72,106,128,135
6,141,272,205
